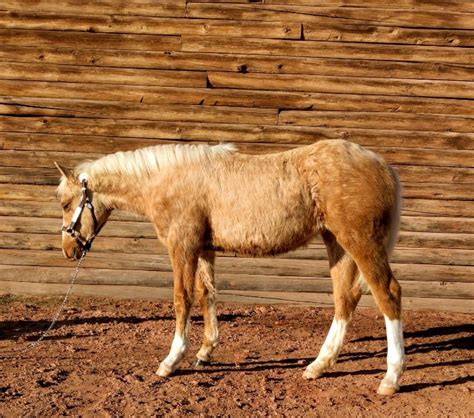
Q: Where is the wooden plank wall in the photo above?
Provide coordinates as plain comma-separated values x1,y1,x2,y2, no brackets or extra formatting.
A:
0,0,473,312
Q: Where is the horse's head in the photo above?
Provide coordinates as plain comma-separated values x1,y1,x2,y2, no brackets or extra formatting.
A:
55,162,112,260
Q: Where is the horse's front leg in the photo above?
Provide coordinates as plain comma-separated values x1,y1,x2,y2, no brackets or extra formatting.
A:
157,243,199,377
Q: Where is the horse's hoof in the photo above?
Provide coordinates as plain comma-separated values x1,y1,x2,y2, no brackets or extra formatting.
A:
302,367,323,380
156,363,173,378
377,382,399,396
194,359,211,368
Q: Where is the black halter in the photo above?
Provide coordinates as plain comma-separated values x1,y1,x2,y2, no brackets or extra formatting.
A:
61,175,104,254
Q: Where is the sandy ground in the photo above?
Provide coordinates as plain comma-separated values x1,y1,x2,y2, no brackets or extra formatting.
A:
0,295,473,417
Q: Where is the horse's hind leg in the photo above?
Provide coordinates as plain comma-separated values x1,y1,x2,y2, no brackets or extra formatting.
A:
303,230,361,380
350,243,405,395
194,251,219,366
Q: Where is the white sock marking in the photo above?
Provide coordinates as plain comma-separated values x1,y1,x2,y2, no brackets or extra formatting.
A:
382,315,405,388
306,318,348,375
162,333,188,371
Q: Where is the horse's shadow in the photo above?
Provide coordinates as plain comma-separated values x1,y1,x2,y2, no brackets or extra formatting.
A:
175,323,473,393
0,312,247,341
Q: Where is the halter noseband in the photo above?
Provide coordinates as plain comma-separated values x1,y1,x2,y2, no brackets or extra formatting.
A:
61,173,104,253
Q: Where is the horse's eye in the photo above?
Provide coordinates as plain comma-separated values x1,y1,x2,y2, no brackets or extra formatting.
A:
62,202,71,211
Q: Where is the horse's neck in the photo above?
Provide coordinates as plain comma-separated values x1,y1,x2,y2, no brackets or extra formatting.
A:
93,173,150,216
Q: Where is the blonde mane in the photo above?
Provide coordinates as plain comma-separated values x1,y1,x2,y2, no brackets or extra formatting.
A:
79,142,236,179
56,143,236,195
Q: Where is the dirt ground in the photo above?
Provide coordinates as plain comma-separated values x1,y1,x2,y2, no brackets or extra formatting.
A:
0,295,472,417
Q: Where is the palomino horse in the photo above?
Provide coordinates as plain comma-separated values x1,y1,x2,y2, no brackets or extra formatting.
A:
55,140,405,395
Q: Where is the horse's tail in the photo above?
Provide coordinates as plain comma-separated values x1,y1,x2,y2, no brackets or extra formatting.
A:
386,164,402,259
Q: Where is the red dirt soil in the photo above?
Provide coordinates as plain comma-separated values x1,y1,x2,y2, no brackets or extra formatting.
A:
1,295,472,416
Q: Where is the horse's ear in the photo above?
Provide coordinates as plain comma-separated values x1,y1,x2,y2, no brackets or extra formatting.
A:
54,161,73,179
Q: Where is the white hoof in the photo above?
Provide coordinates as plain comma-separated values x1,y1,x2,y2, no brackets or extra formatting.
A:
156,362,173,377
377,381,400,396
302,366,323,380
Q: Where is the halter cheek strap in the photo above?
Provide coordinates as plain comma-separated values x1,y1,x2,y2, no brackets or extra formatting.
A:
61,174,104,253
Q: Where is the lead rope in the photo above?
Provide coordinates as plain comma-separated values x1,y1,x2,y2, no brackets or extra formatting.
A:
24,251,87,351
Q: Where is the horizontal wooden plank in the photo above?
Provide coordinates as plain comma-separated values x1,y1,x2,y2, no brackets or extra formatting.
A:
0,62,207,88
402,199,474,218
2,80,474,118
2,45,472,81
208,72,474,99
186,4,474,30
0,99,278,126
184,36,474,65
397,231,474,251
262,0,474,13
0,28,182,51
0,12,301,39
400,216,474,235
2,117,474,155
280,110,474,133
0,151,104,172
374,148,474,169
0,167,61,185
0,262,472,297
403,183,474,204
3,280,473,312
303,23,474,47
0,0,186,18
395,166,474,184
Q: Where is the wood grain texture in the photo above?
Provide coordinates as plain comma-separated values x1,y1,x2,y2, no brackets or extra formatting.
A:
186,4,474,30
207,72,474,99
0,12,301,39
0,62,207,88
1,0,187,18
2,46,473,81
0,29,182,51
262,1,474,13
303,22,474,47
183,35,474,64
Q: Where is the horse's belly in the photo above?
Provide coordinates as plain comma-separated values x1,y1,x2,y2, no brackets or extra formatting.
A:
209,200,316,256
